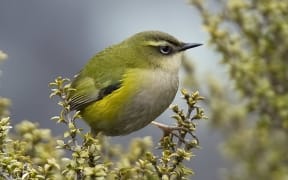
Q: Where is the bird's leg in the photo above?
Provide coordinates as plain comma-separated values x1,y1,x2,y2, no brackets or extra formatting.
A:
151,121,183,137
151,121,171,137
151,121,187,147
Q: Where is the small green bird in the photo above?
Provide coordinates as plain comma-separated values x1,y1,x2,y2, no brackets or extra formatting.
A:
69,31,202,136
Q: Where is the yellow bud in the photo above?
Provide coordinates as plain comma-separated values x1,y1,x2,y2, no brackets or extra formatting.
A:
0,50,8,61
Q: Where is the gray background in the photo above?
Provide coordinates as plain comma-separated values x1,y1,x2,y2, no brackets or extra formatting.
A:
0,1,227,179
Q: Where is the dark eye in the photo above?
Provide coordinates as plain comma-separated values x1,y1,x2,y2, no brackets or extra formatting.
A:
159,45,173,55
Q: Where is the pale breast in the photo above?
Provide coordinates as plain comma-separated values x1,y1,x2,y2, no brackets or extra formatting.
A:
112,69,179,135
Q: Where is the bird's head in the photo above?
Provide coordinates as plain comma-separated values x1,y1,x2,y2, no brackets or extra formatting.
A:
121,31,202,72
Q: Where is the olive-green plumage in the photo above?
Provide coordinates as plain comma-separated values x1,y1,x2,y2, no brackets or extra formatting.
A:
69,31,202,136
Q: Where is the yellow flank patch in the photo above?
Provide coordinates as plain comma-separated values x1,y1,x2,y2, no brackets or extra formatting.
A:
81,69,141,129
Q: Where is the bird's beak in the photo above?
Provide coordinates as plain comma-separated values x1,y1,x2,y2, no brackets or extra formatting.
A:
178,43,202,51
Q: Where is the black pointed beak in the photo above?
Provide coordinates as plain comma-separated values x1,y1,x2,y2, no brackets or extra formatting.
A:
178,43,202,51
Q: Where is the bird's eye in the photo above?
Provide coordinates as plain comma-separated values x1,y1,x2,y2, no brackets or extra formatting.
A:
159,45,173,55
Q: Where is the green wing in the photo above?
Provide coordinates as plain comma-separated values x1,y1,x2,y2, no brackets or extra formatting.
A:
69,47,126,111
69,76,99,110
69,75,121,110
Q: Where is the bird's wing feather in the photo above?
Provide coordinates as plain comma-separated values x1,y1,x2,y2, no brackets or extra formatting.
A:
68,45,128,111
70,48,125,110
69,75,122,111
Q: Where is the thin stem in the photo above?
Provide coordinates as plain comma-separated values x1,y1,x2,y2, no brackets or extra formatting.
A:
186,106,193,119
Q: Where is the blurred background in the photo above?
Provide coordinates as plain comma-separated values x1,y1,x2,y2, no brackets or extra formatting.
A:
0,1,225,179
3,0,287,180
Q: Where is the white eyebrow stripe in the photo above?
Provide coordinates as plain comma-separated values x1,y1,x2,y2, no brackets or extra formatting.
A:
144,40,172,46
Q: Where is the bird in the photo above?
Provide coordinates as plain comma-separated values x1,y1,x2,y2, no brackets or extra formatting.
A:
68,31,202,136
